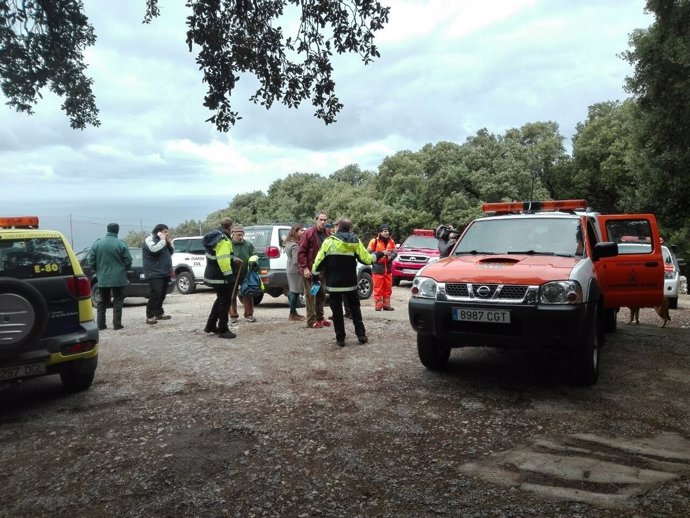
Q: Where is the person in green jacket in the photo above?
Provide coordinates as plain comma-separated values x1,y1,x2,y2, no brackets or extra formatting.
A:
88,223,133,331
229,225,259,322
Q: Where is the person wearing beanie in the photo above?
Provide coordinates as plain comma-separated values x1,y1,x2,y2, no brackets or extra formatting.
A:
367,224,397,311
203,216,240,339
87,223,133,330
229,225,258,323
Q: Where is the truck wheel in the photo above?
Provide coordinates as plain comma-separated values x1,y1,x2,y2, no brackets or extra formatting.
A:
393,277,400,287
575,305,600,385
357,271,373,299
603,308,617,333
668,297,678,310
252,293,264,305
176,271,196,295
417,334,450,371
90,282,101,308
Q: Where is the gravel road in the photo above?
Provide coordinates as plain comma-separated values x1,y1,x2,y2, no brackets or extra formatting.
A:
1,288,689,518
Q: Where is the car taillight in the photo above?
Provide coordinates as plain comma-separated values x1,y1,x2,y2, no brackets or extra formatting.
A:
66,276,92,298
265,246,281,259
63,341,97,355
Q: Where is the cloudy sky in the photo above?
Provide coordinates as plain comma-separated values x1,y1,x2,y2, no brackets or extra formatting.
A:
1,0,651,250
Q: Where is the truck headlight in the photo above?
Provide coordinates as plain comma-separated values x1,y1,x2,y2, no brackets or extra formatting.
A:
539,281,582,304
412,277,438,299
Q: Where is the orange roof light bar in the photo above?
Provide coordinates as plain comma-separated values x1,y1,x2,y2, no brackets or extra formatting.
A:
482,200,587,214
412,229,435,236
0,216,40,229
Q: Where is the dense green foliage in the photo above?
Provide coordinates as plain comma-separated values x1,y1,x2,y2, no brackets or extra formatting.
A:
152,99,688,262
1,0,389,130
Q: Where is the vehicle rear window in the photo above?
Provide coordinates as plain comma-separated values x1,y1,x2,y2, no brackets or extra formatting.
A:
130,248,144,268
401,235,438,249
244,228,271,248
0,237,75,279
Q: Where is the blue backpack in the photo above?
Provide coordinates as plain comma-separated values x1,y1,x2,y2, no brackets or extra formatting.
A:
240,263,264,297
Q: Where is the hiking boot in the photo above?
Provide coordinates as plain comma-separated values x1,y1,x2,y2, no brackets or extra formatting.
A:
289,313,305,322
113,325,124,330
337,339,346,347
146,317,157,325
203,326,218,335
344,312,352,319
98,325,107,331
217,331,236,339
157,314,172,320
357,335,368,344
383,306,395,311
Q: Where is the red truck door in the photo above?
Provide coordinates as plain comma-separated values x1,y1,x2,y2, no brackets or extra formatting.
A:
595,214,664,308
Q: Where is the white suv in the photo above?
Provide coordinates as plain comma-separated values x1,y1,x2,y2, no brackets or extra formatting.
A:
171,236,207,294
243,224,374,304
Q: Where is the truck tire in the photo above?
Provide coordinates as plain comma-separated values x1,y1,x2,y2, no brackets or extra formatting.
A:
603,308,617,333
393,277,400,287
357,271,373,299
575,304,600,386
417,334,450,371
668,297,678,310
90,282,101,308
176,271,196,295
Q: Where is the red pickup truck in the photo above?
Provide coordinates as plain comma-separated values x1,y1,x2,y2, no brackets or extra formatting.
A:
408,200,665,385
391,229,440,285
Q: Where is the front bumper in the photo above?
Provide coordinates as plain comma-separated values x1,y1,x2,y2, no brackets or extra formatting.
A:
408,298,590,350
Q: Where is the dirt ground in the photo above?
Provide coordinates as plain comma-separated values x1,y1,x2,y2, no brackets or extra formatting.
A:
1,287,689,518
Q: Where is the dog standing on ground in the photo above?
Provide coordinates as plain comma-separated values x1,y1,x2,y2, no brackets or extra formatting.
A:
627,297,671,327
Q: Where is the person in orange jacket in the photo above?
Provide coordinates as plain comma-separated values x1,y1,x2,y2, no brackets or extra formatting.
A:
367,224,397,310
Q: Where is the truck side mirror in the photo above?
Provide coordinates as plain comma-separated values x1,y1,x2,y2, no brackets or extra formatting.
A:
592,242,618,261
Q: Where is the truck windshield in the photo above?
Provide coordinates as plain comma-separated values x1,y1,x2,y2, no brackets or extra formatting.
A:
401,235,438,249
455,218,583,257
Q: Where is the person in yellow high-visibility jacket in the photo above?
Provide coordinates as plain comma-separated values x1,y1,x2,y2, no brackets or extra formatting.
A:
203,217,238,339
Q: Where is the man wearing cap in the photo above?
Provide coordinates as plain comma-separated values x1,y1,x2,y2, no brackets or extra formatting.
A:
367,224,397,311
229,225,259,323
88,223,133,330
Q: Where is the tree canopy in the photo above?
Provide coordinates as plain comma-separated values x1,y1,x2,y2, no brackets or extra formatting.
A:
0,0,390,130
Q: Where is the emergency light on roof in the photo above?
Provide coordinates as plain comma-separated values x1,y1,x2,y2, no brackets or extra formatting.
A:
0,216,39,229
411,229,435,236
482,199,588,214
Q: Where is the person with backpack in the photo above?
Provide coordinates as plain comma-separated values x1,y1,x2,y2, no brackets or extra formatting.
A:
203,217,238,339
229,226,259,323
367,224,397,311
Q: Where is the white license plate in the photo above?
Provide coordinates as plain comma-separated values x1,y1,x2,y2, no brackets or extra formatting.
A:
402,268,418,274
0,362,46,381
452,308,511,324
